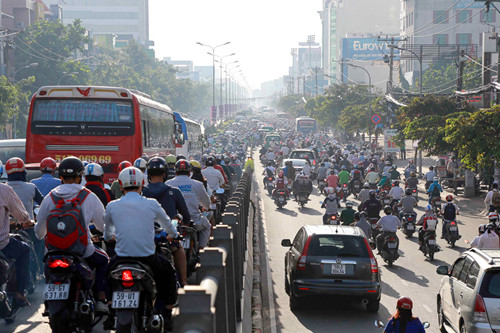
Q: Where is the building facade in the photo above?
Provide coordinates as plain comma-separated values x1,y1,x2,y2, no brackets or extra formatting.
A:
43,0,152,48
400,0,492,84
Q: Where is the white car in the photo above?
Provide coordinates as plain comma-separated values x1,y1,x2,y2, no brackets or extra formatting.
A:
0,139,26,181
282,159,307,172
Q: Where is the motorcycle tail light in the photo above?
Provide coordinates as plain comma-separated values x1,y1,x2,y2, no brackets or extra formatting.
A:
331,215,336,220
48,258,70,269
451,221,456,225
390,237,395,241
122,270,134,288
268,178,273,181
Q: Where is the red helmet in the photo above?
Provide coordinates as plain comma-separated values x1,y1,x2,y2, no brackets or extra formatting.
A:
446,195,453,202
5,157,25,175
397,296,413,310
118,161,133,173
40,157,57,172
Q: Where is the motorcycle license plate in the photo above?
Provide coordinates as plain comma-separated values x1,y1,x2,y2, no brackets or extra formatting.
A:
279,197,285,202
209,203,217,210
428,239,437,245
112,291,140,309
449,227,457,231
407,224,415,231
44,283,70,300
326,264,345,275
387,242,397,249
181,236,191,249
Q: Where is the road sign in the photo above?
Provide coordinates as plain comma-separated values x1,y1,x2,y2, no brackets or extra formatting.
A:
371,114,381,124
376,123,384,128
384,129,400,153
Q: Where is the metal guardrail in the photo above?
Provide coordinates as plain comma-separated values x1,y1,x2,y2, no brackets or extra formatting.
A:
174,168,253,333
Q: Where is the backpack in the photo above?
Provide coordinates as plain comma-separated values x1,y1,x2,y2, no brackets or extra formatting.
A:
45,189,90,256
266,167,274,178
492,191,500,207
443,203,456,221
432,185,441,196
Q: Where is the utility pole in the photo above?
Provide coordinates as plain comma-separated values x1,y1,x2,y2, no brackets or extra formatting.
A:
315,67,318,96
303,75,306,97
483,52,492,108
457,48,465,92
0,0,4,76
378,36,404,93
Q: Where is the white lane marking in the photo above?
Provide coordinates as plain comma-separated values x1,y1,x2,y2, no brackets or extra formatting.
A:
258,181,278,333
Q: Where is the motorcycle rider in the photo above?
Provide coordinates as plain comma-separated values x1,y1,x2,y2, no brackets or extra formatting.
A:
417,204,438,251
384,297,427,333
134,157,149,186
350,164,363,191
30,157,61,196
166,160,212,248
469,224,487,248
378,172,391,191
376,206,401,253
353,211,372,239
302,160,312,178
389,181,405,208
142,157,191,286
262,160,276,186
441,195,459,239
382,160,392,174
321,187,340,224
477,225,500,249
165,154,178,180
340,201,356,225
202,156,226,191
404,160,417,179
365,167,380,188
283,160,296,181
110,161,133,198
389,165,401,180
406,172,419,199
84,163,115,207
338,165,350,200
423,166,437,189
399,188,418,217
293,173,313,200
272,171,289,199
0,181,34,308
326,169,339,189
228,156,243,181
317,162,328,185
190,160,209,191
362,190,383,220
358,183,371,210
484,183,500,213
104,166,178,324
427,177,443,205
35,156,109,313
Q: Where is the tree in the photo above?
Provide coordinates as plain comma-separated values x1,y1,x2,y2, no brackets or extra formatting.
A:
275,94,306,117
338,96,386,134
395,95,474,156
444,107,500,170
418,59,482,94
0,76,35,138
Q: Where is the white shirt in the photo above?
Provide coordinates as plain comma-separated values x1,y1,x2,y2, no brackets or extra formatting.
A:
424,171,437,182
281,146,290,156
477,231,500,249
302,164,312,176
376,215,401,232
484,189,499,205
389,187,405,200
266,152,275,160
201,167,225,190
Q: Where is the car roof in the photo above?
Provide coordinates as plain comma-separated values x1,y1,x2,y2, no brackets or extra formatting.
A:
283,159,306,164
0,139,26,147
303,225,366,237
292,149,314,152
466,248,500,266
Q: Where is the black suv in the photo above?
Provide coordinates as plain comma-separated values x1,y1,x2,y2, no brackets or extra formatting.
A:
282,225,381,312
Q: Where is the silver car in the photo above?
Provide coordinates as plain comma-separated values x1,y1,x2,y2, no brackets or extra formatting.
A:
436,248,500,333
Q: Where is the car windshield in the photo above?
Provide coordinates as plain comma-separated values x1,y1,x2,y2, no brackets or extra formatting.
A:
307,235,368,257
290,151,314,160
480,270,500,298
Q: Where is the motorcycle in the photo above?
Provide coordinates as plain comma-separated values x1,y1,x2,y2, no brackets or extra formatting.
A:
351,179,362,198
109,261,164,333
212,188,225,222
368,217,380,243
443,219,461,248
274,189,288,209
379,232,400,267
296,192,309,208
408,186,418,202
340,183,350,202
323,213,339,225
286,180,293,196
264,177,274,196
401,213,417,238
317,178,326,192
44,251,102,333
431,196,442,215
421,230,439,261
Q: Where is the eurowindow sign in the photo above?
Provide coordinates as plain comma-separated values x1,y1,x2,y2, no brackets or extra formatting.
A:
342,37,400,61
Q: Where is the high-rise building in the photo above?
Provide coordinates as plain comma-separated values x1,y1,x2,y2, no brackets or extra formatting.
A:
400,0,491,84
43,0,152,48
319,0,400,84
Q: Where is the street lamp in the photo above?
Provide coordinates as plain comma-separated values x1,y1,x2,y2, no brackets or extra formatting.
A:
13,62,38,81
58,72,78,85
388,44,423,96
196,41,231,113
211,52,236,108
224,61,239,105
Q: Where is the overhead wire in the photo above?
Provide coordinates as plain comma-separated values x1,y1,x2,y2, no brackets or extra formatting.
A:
407,0,464,35
414,8,484,38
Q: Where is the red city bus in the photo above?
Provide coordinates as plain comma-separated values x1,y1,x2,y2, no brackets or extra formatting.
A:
26,86,178,182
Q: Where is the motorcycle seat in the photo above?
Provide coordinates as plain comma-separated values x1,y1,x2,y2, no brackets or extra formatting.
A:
110,260,155,279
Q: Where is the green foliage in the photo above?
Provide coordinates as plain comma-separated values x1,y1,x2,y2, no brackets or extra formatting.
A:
444,106,500,170
275,94,306,117
418,59,482,94
0,76,35,137
338,96,386,133
395,95,474,155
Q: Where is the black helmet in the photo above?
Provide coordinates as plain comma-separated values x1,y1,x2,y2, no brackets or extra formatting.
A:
359,211,367,218
267,161,273,166
369,190,376,198
206,156,216,167
59,156,84,177
405,188,412,195
384,205,392,215
147,157,167,174
176,155,187,161
175,159,191,173
354,212,360,220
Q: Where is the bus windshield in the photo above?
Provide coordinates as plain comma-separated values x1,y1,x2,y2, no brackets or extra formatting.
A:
32,99,134,136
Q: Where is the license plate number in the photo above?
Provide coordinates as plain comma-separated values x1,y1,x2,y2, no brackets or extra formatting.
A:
428,239,436,245
44,283,70,300
449,227,457,231
181,236,190,249
279,197,285,202
112,292,140,309
407,224,414,230
387,242,397,249
209,203,217,210
330,264,346,275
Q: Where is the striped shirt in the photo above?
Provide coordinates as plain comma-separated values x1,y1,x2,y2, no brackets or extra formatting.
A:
0,183,30,250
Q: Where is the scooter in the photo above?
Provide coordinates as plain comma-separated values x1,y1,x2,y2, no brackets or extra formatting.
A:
401,213,417,238
296,192,309,208
323,213,340,225
421,230,439,261
369,217,380,243
431,196,442,215
379,231,400,267
340,183,350,202
442,219,461,248
317,178,326,192
265,177,274,196
274,189,288,209
351,180,362,198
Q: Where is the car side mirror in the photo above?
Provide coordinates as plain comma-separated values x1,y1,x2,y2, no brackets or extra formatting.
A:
436,265,449,275
281,239,292,247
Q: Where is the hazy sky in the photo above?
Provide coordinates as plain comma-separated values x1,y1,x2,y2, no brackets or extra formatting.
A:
149,0,323,90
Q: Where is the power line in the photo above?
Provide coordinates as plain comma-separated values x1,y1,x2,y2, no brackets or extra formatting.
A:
23,34,67,60
414,8,484,38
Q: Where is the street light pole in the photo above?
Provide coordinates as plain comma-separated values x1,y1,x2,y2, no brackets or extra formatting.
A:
196,41,231,114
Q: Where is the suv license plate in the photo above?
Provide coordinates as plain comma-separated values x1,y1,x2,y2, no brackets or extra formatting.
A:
449,227,457,231
330,264,346,275
44,283,70,300
112,292,140,309
387,242,397,249
181,236,190,249
428,239,436,245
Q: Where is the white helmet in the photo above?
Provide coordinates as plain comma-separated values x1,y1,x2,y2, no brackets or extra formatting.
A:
118,167,145,188
425,204,432,212
134,158,147,170
84,163,104,177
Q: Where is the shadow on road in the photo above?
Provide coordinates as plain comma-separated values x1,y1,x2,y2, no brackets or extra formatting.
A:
277,208,298,217
384,265,430,287
297,207,322,216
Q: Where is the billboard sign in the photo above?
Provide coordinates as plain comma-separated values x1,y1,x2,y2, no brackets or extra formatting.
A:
342,37,400,61
384,129,400,153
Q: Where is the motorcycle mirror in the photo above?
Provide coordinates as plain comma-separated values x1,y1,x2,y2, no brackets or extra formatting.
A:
374,320,384,328
216,188,225,194
423,322,430,329
319,201,323,204
369,241,376,250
